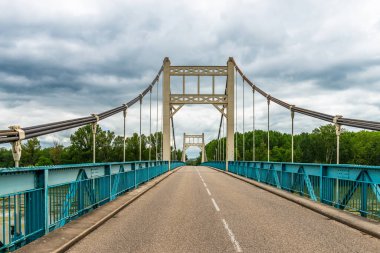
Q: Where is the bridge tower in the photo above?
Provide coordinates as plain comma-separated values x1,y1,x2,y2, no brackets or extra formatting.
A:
182,133,207,163
162,57,234,170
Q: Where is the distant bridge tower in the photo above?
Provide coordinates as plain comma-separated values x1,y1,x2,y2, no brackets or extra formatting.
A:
162,58,234,170
182,133,207,163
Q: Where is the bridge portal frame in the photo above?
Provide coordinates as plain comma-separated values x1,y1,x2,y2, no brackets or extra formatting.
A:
162,58,234,170
182,133,207,163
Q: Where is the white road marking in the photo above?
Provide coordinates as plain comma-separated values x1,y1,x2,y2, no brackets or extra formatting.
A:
196,168,241,251
222,219,243,252
211,198,220,212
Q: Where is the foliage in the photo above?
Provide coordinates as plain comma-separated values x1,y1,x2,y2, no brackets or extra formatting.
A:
0,124,379,167
206,124,380,166
0,124,168,167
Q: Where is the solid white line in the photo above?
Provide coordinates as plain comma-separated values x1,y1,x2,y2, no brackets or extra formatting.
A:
206,188,211,196
222,219,243,252
211,198,220,212
203,182,207,187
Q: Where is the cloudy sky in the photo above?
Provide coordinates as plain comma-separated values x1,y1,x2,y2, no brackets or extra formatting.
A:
0,0,380,158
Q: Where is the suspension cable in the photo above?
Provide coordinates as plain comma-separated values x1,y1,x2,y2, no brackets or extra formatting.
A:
267,96,270,162
290,105,295,163
252,87,255,161
0,66,164,143
149,88,152,161
232,61,380,131
160,76,163,161
156,75,159,161
222,116,225,161
170,114,177,160
139,95,142,161
123,107,127,162
242,76,245,161
235,67,238,160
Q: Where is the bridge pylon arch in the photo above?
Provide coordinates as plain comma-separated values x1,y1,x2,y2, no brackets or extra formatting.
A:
162,57,235,170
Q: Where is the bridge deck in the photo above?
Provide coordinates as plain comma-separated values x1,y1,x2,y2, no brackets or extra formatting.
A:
68,166,380,253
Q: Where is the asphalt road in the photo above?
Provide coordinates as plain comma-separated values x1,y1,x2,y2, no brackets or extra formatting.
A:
68,166,380,253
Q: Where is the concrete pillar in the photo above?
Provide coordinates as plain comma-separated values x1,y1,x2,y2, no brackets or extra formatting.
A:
162,57,171,162
226,57,235,171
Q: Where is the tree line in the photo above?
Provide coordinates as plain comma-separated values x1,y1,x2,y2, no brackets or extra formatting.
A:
205,124,380,166
1,124,379,167
0,125,183,167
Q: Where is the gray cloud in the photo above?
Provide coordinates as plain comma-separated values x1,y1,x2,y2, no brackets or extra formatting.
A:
0,0,380,158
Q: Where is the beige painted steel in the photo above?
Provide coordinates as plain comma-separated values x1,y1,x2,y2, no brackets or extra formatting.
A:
170,94,227,105
162,58,171,166
162,58,235,167
226,58,235,171
170,66,228,76
182,133,207,163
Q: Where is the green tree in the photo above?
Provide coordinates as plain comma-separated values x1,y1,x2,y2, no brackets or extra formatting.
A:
21,137,41,166
68,124,116,163
0,148,13,167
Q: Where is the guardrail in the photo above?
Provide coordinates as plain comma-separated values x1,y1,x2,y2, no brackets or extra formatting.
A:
202,161,380,221
0,160,184,252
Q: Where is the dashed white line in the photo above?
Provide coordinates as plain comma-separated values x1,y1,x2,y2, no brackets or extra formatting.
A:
211,198,220,212
196,168,241,251
222,219,243,252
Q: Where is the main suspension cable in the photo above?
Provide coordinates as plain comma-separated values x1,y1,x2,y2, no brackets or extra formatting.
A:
0,66,164,143
232,60,380,131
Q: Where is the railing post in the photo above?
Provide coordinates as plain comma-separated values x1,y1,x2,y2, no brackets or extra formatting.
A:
91,114,99,163
319,165,324,203
281,163,286,188
333,115,342,164
105,165,111,200
8,126,24,240
361,181,368,217
132,163,137,189
44,170,49,235
290,105,295,163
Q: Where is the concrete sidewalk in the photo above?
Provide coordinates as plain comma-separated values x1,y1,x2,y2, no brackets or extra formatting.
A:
16,167,182,253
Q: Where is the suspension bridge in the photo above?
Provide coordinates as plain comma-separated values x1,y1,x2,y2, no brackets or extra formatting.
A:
0,57,380,252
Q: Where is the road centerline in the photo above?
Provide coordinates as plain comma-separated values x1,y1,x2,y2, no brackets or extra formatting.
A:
222,218,243,252
211,198,220,212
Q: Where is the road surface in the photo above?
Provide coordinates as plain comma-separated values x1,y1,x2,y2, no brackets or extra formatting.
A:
68,166,380,253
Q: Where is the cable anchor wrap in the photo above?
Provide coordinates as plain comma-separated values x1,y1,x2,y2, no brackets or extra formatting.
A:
9,125,25,167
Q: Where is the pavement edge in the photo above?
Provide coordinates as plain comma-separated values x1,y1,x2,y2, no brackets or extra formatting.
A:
207,166,380,239
50,166,183,253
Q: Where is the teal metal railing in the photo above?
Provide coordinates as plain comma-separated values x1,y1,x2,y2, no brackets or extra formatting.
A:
202,161,380,221
0,160,184,252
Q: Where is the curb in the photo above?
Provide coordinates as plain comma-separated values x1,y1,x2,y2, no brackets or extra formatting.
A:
51,167,183,253
207,166,380,239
